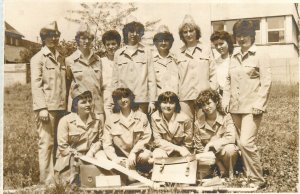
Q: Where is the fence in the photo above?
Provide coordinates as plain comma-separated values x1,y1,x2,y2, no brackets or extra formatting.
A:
270,58,299,85
3,58,299,87
4,63,30,87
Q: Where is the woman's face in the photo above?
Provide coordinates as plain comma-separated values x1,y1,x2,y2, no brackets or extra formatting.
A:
155,38,172,53
117,97,131,110
127,30,140,46
160,101,176,117
104,40,119,57
212,39,229,56
202,99,217,115
44,33,60,49
77,94,92,115
236,35,252,50
79,35,93,50
182,26,197,46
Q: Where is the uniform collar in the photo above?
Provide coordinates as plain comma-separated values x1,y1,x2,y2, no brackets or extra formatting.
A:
119,43,146,56
233,44,257,57
42,46,60,59
111,110,142,123
196,112,224,132
72,49,99,65
180,41,203,54
152,111,187,123
68,112,95,128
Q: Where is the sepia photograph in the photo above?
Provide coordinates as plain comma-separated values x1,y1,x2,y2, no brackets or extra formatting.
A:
3,0,299,193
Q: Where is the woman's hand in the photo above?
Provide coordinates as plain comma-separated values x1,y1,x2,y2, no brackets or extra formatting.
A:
126,152,137,169
252,108,263,115
112,157,127,167
148,102,156,114
39,109,49,122
177,146,191,156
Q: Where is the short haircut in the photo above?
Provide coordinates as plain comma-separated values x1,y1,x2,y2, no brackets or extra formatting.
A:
102,30,121,46
179,23,201,44
233,19,256,44
122,22,145,44
156,91,181,113
112,88,139,113
153,32,174,45
195,89,225,115
210,30,234,55
40,29,61,46
71,91,93,113
75,31,95,45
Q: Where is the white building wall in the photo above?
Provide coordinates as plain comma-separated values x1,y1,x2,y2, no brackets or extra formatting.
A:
210,4,298,21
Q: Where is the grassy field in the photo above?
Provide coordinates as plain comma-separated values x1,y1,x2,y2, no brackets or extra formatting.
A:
3,83,299,192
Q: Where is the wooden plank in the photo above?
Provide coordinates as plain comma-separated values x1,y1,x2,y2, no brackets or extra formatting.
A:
80,156,157,188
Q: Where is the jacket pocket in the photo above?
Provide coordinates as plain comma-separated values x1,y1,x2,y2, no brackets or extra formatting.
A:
72,69,83,81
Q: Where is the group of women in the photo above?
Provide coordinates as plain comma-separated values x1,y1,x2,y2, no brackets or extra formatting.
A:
30,15,271,189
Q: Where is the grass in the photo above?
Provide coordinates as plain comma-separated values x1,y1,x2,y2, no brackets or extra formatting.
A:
3,82,299,192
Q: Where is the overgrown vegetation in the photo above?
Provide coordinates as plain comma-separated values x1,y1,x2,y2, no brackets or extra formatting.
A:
3,83,299,192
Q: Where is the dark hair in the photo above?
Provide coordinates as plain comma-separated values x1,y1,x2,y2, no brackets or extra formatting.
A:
210,31,234,55
179,23,201,44
112,88,139,113
233,19,256,44
75,31,95,45
153,32,174,45
195,89,225,115
156,91,181,113
40,29,61,46
122,22,145,44
102,30,121,46
71,91,93,113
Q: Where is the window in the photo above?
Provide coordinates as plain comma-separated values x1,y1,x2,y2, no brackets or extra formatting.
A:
267,17,285,43
212,21,224,32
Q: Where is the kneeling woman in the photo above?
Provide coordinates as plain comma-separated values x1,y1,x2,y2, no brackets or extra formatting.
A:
54,84,104,185
194,89,238,178
151,91,193,158
103,88,152,180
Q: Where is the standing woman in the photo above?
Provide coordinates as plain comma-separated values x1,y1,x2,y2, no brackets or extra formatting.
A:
30,21,66,185
54,84,104,186
152,25,179,97
223,20,271,189
103,88,152,182
151,91,193,158
177,15,218,121
111,17,157,115
210,31,234,96
66,23,105,125
101,30,121,117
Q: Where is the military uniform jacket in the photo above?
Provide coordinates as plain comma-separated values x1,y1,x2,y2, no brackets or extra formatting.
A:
103,110,151,160
193,113,236,154
223,45,272,113
151,111,193,155
54,112,103,172
177,42,218,101
152,51,179,98
66,49,104,114
111,43,157,103
30,46,66,111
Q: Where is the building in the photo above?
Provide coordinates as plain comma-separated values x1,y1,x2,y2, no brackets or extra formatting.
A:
4,22,41,86
210,3,299,84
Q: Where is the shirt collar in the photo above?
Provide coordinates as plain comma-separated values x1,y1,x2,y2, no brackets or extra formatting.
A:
120,43,146,56
233,44,257,57
180,41,203,53
42,46,60,59
73,49,99,65
196,112,224,132
68,112,95,128
111,110,142,123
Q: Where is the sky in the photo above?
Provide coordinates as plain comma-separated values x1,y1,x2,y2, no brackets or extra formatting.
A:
4,0,294,51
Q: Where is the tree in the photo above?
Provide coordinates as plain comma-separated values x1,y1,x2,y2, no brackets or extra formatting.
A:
65,2,160,52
